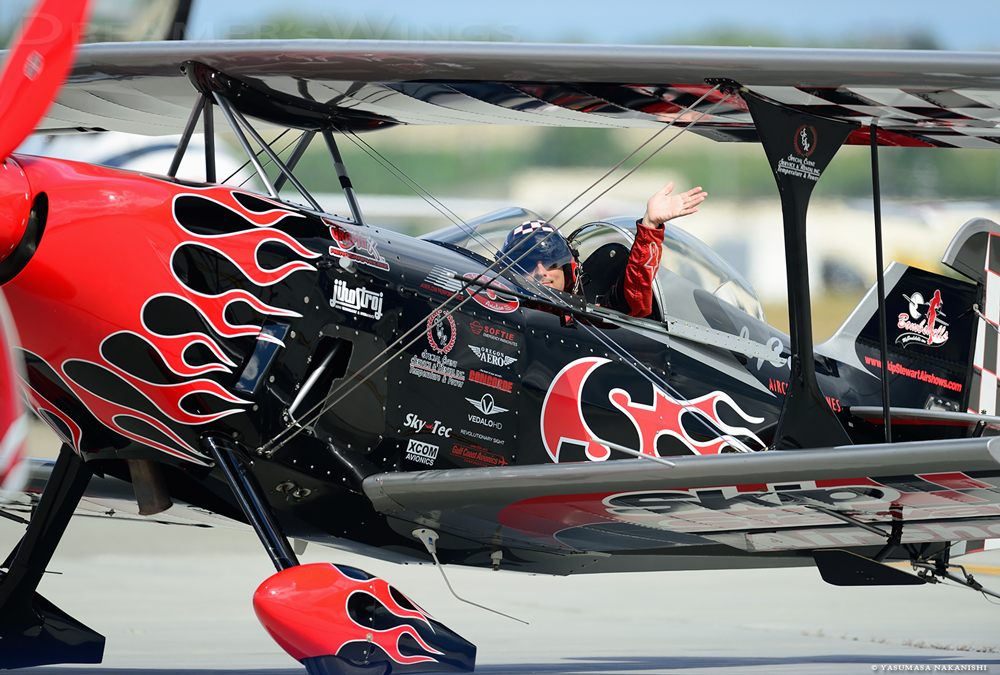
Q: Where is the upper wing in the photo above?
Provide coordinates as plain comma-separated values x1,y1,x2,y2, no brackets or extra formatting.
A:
364,436,1000,573
34,41,1000,147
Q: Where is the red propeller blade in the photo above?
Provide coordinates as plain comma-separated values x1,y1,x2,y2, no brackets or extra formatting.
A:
0,0,91,161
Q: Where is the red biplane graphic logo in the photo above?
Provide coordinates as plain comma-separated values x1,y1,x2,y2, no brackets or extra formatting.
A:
540,357,764,462
326,219,389,271
897,289,948,348
462,273,519,313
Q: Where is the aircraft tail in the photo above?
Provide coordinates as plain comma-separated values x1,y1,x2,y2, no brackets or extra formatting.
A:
819,218,1000,417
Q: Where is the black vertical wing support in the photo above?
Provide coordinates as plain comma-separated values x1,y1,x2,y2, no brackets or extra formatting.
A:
203,435,300,572
0,445,105,668
743,90,858,449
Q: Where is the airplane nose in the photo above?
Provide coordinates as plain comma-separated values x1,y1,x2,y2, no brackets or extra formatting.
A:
0,158,32,265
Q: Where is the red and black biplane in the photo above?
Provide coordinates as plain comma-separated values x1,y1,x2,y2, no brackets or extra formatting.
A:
2,0,1000,671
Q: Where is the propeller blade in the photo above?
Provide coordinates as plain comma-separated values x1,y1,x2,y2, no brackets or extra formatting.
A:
0,0,92,161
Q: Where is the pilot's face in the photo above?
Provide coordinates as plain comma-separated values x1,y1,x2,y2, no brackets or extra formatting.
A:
530,261,566,291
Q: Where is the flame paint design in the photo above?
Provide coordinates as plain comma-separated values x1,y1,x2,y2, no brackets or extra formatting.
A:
343,588,442,665
541,357,764,462
5,166,321,462
253,563,455,667
609,388,764,457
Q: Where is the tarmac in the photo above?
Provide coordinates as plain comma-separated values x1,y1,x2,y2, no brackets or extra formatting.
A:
3,423,999,675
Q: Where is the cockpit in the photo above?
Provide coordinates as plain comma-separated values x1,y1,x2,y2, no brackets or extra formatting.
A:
422,207,766,326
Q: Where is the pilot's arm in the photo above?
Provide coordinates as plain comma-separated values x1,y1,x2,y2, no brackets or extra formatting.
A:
604,183,707,318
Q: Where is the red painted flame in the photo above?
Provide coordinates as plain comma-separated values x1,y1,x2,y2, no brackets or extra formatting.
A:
253,563,443,665
4,162,320,462
541,356,764,462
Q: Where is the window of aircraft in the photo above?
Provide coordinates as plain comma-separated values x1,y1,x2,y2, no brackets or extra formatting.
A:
423,209,765,323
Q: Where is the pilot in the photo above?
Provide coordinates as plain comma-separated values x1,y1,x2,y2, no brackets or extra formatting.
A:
498,182,706,317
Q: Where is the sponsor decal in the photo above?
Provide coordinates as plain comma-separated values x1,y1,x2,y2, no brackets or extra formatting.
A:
462,273,519,313
498,472,1000,550
420,265,463,298
469,320,518,347
450,442,507,467
793,125,817,157
469,369,513,393
408,351,465,388
403,413,452,437
775,125,821,183
466,393,508,416
897,289,949,348
540,357,764,463
469,345,517,368
863,355,962,392
427,310,457,355
326,220,389,271
405,438,439,466
330,279,383,320
459,427,505,446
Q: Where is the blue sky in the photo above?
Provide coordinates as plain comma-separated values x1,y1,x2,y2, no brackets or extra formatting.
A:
2,0,999,50
184,0,999,50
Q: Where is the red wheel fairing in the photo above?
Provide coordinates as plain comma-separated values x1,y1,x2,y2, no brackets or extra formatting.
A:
253,563,475,674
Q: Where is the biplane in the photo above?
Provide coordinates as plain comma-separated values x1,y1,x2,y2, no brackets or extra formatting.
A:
2,0,1000,671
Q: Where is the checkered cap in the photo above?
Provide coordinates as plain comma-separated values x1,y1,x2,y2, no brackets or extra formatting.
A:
510,220,555,237
500,220,573,275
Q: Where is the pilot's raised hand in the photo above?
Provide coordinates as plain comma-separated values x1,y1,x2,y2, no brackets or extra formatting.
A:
639,182,707,229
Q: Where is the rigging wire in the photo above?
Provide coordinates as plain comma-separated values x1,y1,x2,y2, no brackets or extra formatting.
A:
336,128,520,263
260,90,751,454
220,128,295,187
260,90,737,454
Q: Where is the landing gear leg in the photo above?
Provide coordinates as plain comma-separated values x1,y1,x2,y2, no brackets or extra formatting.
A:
0,444,105,668
202,435,299,570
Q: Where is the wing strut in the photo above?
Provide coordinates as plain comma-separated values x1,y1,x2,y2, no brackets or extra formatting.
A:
322,129,367,227
167,93,206,179
743,90,858,450
870,122,892,442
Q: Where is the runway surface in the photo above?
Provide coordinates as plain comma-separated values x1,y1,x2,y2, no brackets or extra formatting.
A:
5,423,1000,675
2,513,999,675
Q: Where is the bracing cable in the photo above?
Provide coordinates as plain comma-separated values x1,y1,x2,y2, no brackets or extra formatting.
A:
260,90,753,455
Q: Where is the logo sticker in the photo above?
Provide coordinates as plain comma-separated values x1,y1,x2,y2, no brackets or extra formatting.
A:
897,289,948,348
409,353,465,388
450,442,507,467
427,310,457,355
330,279,383,320
469,369,513,394
405,438,439,466
793,125,817,157
420,265,463,298
466,393,508,416
469,320,518,347
469,345,517,368
462,273,519,313
327,220,389,271
403,413,452,437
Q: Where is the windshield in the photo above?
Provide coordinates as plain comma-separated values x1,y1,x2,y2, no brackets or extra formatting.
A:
423,209,765,322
